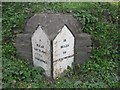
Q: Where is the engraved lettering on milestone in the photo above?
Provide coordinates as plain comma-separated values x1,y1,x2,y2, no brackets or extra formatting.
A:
35,57,47,64
63,39,66,42
63,51,66,54
60,44,69,48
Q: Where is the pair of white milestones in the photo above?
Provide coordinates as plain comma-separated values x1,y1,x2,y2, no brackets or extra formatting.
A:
32,25,74,79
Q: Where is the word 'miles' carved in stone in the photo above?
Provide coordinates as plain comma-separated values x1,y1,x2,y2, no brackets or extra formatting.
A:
32,25,74,79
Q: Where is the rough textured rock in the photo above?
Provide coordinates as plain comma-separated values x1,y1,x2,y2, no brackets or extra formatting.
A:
75,33,92,64
14,13,92,65
15,34,32,62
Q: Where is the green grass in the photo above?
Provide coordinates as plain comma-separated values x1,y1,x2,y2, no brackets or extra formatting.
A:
2,2,120,88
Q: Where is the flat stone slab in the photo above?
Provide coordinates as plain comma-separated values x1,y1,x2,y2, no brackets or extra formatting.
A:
15,13,92,65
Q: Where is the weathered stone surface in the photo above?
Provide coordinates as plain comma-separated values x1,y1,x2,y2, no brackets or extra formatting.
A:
31,25,75,78
25,13,81,37
52,25,74,78
75,33,91,64
15,34,32,62
32,26,51,77
15,13,92,66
